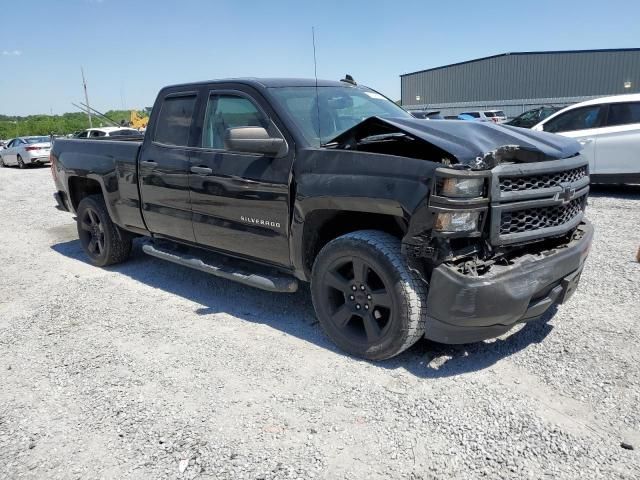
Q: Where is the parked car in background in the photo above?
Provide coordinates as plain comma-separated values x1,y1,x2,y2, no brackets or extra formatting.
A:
74,127,144,138
459,110,506,123
532,94,640,183
507,106,562,128
409,110,444,120
484,110,507,123
0,136,51,168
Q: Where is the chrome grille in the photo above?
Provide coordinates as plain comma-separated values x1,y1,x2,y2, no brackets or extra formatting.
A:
499,165,588,193
500,194,587,235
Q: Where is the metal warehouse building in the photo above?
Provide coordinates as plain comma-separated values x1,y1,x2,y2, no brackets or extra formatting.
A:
400,48,640,118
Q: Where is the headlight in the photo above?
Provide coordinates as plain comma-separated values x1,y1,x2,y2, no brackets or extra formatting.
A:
438,177,484,198
434,211,480,232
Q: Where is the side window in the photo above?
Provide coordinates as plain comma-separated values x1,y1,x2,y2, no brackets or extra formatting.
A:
77,131,88,138
154,94,197,146
90,130,105,137
202,94,269,150
544,105,605,133
7,140,15,147
606,102,640,127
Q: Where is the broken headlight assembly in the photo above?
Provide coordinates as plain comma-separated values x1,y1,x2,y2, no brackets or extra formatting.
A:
429,168,490,236
438,177,485,198
434,211,481,233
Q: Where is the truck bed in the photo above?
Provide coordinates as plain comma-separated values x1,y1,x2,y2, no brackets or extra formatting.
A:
52,137,145,232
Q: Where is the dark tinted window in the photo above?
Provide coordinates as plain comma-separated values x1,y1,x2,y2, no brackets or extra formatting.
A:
76,131,88,138
26,136,49,143
202,94,269,149
484,111,496,117
606,102,640,127
544,106,605,133
110,129,140,136
154,95,197,146
90,130,105,137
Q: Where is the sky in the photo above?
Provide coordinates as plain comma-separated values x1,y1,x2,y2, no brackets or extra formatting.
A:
0,0,639,116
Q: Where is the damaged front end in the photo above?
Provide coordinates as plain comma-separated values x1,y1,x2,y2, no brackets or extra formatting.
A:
327,115,593,343
402,146,592,343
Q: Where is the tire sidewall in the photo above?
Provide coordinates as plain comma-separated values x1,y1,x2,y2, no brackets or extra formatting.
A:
311,235,416,360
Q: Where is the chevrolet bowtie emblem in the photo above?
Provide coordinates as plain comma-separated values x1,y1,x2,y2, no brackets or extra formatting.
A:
558,185,576,203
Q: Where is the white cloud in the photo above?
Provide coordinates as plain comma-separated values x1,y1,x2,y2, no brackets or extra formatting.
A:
2,50,22,56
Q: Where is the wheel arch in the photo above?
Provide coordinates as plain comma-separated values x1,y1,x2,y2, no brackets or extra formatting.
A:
292,202,409,281
67,175,123,226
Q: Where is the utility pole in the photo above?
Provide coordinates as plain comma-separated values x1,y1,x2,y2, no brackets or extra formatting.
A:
81,67,93,128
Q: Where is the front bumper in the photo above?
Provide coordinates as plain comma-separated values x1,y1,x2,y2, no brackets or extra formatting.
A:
424,220,593,344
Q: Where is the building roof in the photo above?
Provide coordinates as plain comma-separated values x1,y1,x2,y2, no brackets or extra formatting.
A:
400,48,640,77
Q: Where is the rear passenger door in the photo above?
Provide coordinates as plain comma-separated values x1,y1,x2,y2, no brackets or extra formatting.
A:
188,86,294,267
138,91,199,242
593,102,640,175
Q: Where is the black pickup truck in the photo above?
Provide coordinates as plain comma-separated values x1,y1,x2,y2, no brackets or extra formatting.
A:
51,78,593,360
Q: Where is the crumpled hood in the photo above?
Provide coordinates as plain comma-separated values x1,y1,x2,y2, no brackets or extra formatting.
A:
329,116,582,169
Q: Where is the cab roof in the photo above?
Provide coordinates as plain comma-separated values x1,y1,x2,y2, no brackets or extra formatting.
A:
165,78,357,90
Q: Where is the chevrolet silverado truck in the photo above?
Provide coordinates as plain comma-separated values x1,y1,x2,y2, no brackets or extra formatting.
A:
50,78,593,360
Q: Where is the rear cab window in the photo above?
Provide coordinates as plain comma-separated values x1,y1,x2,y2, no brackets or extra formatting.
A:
154,94,197,146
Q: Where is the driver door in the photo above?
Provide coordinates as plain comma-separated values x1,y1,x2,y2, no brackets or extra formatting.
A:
188,86,294,267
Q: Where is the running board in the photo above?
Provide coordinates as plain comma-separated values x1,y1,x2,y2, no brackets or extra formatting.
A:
142,243,298,293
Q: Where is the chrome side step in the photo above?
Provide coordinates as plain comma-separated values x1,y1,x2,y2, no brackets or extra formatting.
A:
142,243,298,293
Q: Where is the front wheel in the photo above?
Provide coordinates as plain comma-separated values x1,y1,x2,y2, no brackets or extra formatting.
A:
0,157,5,168
76,195,133,267
311,230,427,360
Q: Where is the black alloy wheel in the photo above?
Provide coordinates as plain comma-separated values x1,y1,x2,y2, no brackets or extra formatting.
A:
311,230,427,360
78,206,106,258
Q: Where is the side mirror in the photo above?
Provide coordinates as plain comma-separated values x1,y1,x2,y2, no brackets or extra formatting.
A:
224,127,286,156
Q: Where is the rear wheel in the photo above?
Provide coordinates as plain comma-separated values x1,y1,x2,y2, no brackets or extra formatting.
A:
76,195,133,267
311,230,427,360
17,155,25,169
0,157,5,168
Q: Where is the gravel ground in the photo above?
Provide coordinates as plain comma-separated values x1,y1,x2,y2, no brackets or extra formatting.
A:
0,166,639,480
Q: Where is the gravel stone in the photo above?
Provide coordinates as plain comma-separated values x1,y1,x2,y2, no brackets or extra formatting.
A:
0,168,638,479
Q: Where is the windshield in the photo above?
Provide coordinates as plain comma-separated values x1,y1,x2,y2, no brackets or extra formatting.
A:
269,86,412,146
25,136,50,144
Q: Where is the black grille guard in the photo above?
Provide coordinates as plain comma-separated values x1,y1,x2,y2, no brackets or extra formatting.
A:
489,155,590,246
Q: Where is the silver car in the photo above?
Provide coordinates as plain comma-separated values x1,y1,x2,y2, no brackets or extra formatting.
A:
0,136,51,168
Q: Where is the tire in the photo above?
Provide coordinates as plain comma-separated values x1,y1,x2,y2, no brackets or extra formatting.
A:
76,194,133,267
17,155,25,169
311,230,427,360
0,157,4,168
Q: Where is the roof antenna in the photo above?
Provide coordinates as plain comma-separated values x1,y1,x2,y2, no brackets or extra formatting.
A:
312,26,322,146
341,74,357,86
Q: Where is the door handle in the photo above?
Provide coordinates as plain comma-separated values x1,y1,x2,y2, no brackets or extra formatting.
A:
190,166,213,175
578,138,593,145
141,160,158,167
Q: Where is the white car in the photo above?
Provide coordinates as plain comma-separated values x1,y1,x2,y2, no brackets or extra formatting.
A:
459,110,507,123
75,127,142,138
532,94,640,183
0,136,51,168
